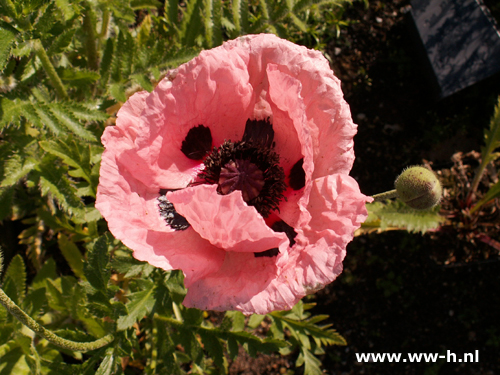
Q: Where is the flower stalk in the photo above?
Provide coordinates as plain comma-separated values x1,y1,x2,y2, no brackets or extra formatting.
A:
0,252,114,352
83,4,99,71
32,39,68,100
371,189,398,202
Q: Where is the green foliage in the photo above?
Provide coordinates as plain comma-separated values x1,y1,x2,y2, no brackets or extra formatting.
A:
363,200,444,233
0,0,357,373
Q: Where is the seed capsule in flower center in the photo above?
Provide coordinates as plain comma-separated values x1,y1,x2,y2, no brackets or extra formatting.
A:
218,159,265,202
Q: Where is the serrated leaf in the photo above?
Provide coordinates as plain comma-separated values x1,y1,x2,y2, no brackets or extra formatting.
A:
48,103,97,141
64,102,108,122
39,139,85,170
109,83,126,102
54,0,76,20
131,73,153,92
2,254,26,305
33,104,66,135
58,233,85,280
38,160,85,215
48,28,76,54
95,348,115,375
300,348,323,375
0,97,26,130
473,180,500,212
198,329,227,373
364,200,443,233
2,151,36,188
116,281,155,330
225,310,245,332
0,24,17,72
84,235,111,292
33,3,58,35
60,68,100,83
481,96,500,166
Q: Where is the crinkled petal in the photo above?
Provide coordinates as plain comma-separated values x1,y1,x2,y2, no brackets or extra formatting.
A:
96,143,225,283
167,185,289,252
303,174,371,247
183,252,286,314
231,34,356,177
266,64,314,228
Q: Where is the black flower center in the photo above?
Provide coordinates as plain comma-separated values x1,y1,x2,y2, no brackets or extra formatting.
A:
197,119,286,217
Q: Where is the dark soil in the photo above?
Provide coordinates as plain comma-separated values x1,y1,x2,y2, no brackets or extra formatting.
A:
315,1,500,374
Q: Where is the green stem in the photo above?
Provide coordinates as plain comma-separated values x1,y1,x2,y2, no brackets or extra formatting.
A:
99,9,110,39
154,314,183,327
467,159,489,206
0,252,113,352
371,189,398,202
33,40,68,100
83,5,99,71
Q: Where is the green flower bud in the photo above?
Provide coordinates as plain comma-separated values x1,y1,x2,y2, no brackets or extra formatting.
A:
395,166,442,210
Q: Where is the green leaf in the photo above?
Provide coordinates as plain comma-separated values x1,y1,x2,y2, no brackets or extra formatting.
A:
0,24,17,72
60,68,101,83
0,97,27,130
58,233,85,280
95,348,116,375
48,103,97,141
300,348,323,375
481,96,500,166
1,154,37,187
31,258,57,290
198,329,227,373
130,0,163,9
84,234,111,292
62,101,108,122
109,83,126,102
131,73,153,92
33,104,66,135
45,278,67,312
116,280,156,330
48,28,76,54
2,255,27,305
54,0,76,20
363,200,444,233
37,159,85,215
473,180,500,212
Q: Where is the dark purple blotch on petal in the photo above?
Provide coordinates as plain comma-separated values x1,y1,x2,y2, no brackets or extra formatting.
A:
158,194,190,231
181,125,213,160
254,248,279,258
289,158,305,190
242,119,275,149
271,220,297,247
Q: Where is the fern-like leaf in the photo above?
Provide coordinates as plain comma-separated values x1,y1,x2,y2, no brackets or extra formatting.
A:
37,157,85,216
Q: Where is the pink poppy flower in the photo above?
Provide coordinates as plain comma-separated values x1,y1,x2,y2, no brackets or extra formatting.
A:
96,34,371,315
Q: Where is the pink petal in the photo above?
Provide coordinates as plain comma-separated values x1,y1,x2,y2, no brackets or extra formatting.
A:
183,252,287,314
96,145,225,283
167,185,289,252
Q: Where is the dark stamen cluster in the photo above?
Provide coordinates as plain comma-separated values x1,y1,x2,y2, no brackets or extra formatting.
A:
199,140,286,217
